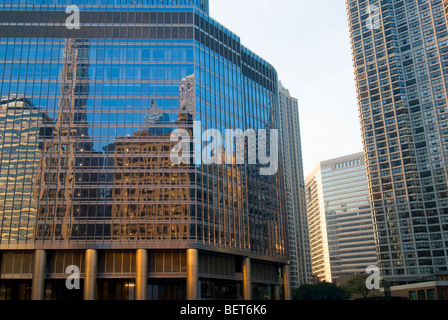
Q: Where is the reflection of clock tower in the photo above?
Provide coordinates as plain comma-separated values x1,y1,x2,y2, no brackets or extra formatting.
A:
144,74,195,128
34,39,94,241
176,74,195,126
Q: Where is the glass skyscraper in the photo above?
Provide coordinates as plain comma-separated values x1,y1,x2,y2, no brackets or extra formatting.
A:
306,153,377,285
347,0,448,285
277,82,312,288
0,0,291,300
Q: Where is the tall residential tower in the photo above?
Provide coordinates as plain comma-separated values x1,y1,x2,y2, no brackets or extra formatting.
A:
278,82,313,287
347,0,448,284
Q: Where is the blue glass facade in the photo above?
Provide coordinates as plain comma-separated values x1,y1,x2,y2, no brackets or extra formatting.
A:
0,1,289,300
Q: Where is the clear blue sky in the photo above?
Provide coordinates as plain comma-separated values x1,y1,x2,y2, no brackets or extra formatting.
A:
210,0,363,176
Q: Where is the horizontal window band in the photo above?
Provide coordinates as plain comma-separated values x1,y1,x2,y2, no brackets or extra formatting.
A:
0,10,275,90
0,25,195,39
0,11,195,25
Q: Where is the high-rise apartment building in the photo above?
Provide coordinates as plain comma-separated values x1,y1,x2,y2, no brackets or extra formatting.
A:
0,0,291,300
347,0,448,284
277,82,312,288
305,153,377,284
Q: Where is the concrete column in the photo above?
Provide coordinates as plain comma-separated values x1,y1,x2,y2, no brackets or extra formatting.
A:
282,264,292,301
273,285,281,300
242,257,252,300
31,249,47,300
135,249,148,301
186,249,199,300
84,249,98,300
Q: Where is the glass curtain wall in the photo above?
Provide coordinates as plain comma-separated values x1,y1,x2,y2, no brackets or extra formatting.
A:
0,6,288,263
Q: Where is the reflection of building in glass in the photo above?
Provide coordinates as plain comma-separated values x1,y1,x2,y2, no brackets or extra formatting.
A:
109,74,195,241
110,126,192,241
0,97,51,242
277,82,313,288
305,153,377,285
110,133,191,241
0,0,292,301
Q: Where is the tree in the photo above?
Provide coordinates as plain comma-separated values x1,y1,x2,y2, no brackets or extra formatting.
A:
342,274,372,299
292,282,350,300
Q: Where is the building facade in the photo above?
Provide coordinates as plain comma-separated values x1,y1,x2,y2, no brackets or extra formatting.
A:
347,0,448,285
305,153,377,284
277,82,313,288
382,273,448,300
0,0,291,300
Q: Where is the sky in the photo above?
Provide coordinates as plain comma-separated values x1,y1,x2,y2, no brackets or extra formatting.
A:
210,0,363,176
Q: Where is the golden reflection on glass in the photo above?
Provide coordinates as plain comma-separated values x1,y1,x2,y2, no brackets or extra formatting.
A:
0,97,50,242
111,75,195,241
